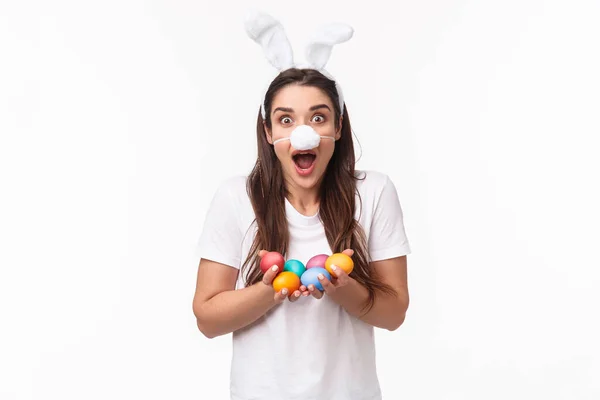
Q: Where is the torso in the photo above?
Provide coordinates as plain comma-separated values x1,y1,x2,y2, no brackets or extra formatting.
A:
227,170,387,400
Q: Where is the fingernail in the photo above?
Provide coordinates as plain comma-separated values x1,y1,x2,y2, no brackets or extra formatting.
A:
282,288,288,295
295,292,300,297
318,274,324,280
331,265,337,271
271,265,278,271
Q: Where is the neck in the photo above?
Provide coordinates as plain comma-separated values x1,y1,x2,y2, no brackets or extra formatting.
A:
284,178,320,217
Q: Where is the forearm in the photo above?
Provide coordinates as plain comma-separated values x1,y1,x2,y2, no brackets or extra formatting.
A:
195,283,277,338
329,278,408,331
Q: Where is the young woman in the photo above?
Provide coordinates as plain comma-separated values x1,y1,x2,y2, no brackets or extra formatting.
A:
193,68,411,400
193,12,411,400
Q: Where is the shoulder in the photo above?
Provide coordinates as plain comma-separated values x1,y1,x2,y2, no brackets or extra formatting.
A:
213,175,248,199
354,170,403,219
355,169,393,196
205,175,252,215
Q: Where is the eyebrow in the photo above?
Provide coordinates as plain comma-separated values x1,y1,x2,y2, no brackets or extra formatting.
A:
272,104,331,115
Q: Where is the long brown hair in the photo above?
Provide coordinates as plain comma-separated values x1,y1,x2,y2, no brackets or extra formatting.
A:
241,68,396,313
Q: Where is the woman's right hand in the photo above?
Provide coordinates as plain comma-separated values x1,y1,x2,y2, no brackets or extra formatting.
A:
258,249,302,303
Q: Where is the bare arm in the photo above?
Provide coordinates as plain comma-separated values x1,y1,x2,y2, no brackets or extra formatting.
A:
192,251,302,338
315,254,409,331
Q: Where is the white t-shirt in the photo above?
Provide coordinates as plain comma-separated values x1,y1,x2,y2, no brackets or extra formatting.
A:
196,170,411,400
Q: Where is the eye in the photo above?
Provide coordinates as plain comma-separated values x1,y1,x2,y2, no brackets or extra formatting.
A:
312,114,326,123
280,116,293,125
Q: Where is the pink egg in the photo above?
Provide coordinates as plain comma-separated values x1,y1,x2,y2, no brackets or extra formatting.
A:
306,254,329,269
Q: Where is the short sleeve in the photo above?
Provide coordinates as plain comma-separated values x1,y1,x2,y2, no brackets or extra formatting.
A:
368,175,412,261
195,179,244,269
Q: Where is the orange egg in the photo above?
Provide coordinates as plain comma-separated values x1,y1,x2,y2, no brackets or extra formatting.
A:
272,271,301,295
325,253,354,277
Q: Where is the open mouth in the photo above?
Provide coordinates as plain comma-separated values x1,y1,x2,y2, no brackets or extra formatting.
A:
292,151,317,175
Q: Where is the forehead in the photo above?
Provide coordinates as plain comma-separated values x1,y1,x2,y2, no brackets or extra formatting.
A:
271,84,333,112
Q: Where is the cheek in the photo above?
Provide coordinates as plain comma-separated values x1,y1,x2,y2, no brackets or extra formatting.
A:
270,128,292,148
273,143,291,161
317,143,336,163
317,119,337,132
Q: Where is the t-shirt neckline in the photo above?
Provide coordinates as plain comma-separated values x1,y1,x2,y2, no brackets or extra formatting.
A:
284,197,321,226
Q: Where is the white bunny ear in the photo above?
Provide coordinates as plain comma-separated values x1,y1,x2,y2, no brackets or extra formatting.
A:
244,10,294,71
305,22,354,70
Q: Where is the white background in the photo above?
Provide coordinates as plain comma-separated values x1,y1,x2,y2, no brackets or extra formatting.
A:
1,0,599,399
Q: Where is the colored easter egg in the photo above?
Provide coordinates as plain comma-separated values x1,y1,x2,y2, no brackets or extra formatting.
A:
259,251,285,274
272,271,301,295
306,254,329,269
325,253,354,276
300,267,331,291
284,259,306,277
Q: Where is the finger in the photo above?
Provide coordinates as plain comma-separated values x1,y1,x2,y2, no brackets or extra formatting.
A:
288,290,302,302
274,288,289,304
308,284,324,299
262,265,280,285
258,249,268,257
330,265,349,285
299,285,311,297
317,273,335,295
341,249,354,257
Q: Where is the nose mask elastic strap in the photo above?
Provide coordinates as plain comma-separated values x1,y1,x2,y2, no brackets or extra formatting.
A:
272,125,335,151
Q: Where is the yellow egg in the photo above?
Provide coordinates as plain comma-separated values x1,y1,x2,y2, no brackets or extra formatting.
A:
325,253,354,277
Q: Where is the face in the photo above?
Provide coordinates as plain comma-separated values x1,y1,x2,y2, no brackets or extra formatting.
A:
264,84,342,192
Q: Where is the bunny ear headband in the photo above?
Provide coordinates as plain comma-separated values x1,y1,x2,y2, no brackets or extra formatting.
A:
244,10,354,120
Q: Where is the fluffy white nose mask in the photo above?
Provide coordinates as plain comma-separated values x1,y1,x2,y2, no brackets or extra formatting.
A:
272,125,335,150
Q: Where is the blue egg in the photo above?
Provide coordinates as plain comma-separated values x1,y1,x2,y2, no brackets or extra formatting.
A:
300,267,331,291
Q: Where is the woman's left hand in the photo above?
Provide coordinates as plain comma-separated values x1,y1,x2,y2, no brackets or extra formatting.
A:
300,249,354,299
